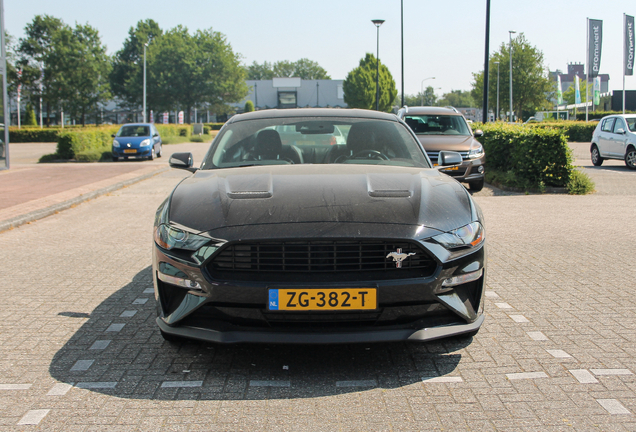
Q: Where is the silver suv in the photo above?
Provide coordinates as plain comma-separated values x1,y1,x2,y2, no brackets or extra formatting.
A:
590,114,636,170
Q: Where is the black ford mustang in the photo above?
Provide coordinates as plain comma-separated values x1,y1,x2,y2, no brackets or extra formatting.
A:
153,109,486,344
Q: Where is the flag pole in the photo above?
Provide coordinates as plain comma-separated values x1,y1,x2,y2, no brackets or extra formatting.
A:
586,18,589,122
624,13,627,115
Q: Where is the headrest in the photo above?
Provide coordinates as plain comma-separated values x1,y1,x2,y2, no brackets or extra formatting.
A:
346,123,378,154
256,130,283,158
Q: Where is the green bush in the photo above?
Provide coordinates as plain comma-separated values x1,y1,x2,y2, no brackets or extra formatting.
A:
527,121,598,142
9,128,60,143
56,127,117,159
205,122,225,131
244,100,255,112
25,103,37,126
155,124,191,138
567,169,595,195
475,123,573,188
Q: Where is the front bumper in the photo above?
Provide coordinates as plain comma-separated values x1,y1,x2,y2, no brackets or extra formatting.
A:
152,228,486,344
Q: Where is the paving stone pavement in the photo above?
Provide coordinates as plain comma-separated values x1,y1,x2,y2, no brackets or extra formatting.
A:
0,155,635,431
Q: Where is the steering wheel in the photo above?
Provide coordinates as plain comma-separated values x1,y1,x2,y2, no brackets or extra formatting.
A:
352,149,390,160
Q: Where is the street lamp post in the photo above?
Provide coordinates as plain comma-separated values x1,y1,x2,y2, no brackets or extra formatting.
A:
371,19,385,111
494,61,500,121
420,77,435,106
143,43,147,123
509,30,516,122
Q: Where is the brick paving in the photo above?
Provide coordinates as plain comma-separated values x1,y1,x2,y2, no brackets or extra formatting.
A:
0,144,635,430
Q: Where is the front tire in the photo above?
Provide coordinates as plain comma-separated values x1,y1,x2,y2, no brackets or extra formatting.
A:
157,144,163,158
149,147,156,161
112,156,118,162
591,145,604,166
625,147,636,170
468,178,484,192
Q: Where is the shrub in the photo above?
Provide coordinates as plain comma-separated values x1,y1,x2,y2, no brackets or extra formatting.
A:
475,123,573,188
25,103,37,126
205,122,225,131
56,128,117,159
567,169,595,195
9,128,60,143
244,100,255,112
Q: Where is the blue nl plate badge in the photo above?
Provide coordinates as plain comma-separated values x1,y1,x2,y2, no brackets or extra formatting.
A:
268,289,279,310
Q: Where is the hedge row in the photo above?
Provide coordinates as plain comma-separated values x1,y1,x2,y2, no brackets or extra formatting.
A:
9,128,60,143
204,122,225,131
474,123,573,188
473,120,598,142
56,127,118,160
574,110,636,121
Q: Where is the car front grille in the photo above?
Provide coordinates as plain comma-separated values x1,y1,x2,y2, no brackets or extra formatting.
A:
206,240,437,282
426,150,470,163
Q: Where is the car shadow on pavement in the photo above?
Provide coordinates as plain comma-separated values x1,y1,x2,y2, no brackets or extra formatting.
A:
49,266,469,401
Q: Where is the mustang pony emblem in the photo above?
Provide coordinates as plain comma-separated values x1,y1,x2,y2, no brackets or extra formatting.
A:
386,249,416,268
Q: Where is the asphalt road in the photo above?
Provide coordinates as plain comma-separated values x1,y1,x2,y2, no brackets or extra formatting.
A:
0,143,635,431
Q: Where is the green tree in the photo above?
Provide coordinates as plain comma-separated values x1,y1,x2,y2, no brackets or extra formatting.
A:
395,86,439,107
147,26,248,118
471,33,554,120
24,103,37,125
343,53,397,112
437,90,475,108
45,23,111,125
109,19,162,110
562,77,590,105
246,61,274,80
289,58,330,79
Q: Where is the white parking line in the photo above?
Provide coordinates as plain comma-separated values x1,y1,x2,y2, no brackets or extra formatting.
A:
506,372,549,380
527,331,549,341
161,381,203,388
485,291,500,298
106,324,125,332
546,349,572,359
509,315,529,323
335,380,377,387
495,302,513,309
422,376,463,383
47,383,73,396
89,340,110,350
120,310,137,317
250,380,291,387
143,288,154,294
591,369,633,376
17,409,50,425
0,384,32,390
569,369,598,384
597,399,631,415
132,298,148,305
70,360,94,372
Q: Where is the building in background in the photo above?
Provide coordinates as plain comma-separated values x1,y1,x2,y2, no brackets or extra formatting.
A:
550,63,610,94
234,78,347,111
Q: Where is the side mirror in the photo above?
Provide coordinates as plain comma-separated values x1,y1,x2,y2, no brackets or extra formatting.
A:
111,134,116,138
153,133,159,137
169,152,197,172
473,129,483,137
437,151,463,168
616,128,626,134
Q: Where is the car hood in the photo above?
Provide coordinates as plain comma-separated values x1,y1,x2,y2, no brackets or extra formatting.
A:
168,164,474,235
415,134,475,151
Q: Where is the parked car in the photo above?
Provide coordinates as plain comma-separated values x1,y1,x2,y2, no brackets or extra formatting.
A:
397,106,486,191
153,108,486,344
590,114,636,170
111,123,162,161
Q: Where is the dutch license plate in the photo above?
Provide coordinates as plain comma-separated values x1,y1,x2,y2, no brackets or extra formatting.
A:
443,166,459,171
268,288,377,311
123,149,137,154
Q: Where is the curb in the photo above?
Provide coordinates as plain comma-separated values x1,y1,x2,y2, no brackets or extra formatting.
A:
0,166,170,233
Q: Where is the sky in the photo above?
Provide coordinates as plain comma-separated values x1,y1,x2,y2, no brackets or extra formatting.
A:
5,0,636,99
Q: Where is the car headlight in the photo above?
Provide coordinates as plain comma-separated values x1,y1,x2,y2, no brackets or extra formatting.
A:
140,139,150,147
113,140,120,148
154,224,210,251
432,222,484,250
468,143,484,159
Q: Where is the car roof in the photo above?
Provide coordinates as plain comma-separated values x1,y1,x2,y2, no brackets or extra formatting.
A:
227,108,399,123
402,106,462,116
120,123,153,127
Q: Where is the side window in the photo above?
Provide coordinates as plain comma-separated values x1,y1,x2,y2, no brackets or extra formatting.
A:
613,118,626,134
601,118,615,132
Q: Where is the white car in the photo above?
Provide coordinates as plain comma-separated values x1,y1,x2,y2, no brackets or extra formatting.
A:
590,114,636,169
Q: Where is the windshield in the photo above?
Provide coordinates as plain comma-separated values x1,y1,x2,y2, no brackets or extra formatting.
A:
201,117,430,169
118,125,150,137
404,114,471,136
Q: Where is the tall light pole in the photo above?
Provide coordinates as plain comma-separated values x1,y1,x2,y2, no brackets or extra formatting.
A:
509,30,516,122
143,43,147,123
372,19,385,111
400,0,404,107
482,0,491,122
420,77,435,105
494,61,500,121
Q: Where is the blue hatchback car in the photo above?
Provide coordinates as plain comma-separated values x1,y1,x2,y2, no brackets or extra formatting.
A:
112,123,162,161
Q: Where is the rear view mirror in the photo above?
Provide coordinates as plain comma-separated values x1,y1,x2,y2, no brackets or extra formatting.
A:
437,151,463,168
616,128,626,134
473,129,483,137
